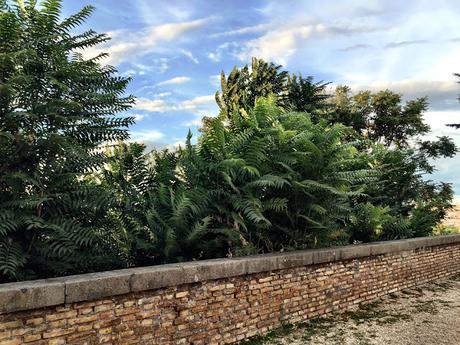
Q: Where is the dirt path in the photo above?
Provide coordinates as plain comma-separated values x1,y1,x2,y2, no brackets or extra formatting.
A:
243,274,460,345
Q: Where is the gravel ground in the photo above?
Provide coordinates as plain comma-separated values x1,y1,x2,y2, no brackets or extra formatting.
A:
243,274,460,345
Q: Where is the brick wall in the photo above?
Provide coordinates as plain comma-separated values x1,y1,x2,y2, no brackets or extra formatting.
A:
1,235,460,345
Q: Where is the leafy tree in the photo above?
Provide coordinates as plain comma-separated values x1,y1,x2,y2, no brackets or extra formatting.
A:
330,86,430,147
216,57,330,120
95,142,218,265
215,59,456,242
1,1,456,282
0,0,134,281
347,203,393,243
447,73,460,128
284,74,331,121
330,87,456,240
184,97,375,252
96,98,375,260
215,57,288,116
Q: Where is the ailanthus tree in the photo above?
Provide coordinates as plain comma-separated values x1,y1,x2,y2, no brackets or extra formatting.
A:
184,97,375,253
215,57,330,120
0,0,134,281
215,59,456,242
94,141,217,265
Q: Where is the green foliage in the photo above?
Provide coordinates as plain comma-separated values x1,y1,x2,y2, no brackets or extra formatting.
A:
330,86,431,147
347,203,393,242
331,88,456,242
96,98,375,260
0,2,456,281
0,0,134,281
284,74,331,121
216,57,330,119
181,97,374,252
434,224,460,235
214,58,456,244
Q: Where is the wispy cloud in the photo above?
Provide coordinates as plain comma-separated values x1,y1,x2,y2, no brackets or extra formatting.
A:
135,94,216,113
180,49,199,64
154,92,172,98
80,18,209,64
210,23,271,38
135,98,170,112
339,44,372,52
385,40,428,48
129,59,169,75
130,129,165,142
237,22,381,64
208,42,239,62
180,95,215,110
156,76,191,86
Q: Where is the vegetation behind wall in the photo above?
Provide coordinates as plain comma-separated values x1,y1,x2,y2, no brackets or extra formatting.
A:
0,0,457,282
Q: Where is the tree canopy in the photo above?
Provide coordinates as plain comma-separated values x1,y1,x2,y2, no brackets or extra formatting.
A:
0,0,134,280
0,0,457,282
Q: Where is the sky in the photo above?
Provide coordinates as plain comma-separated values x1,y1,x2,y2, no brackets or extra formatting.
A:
61,0,460,197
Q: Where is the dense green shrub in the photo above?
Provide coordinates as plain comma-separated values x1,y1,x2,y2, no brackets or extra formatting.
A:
0,0,134,281
96,97,375,262
0,1,457,282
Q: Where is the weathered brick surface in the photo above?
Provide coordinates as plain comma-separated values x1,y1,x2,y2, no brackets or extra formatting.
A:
1,242,460,344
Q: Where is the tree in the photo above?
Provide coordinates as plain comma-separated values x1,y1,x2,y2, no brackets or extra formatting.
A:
215,57,330,120
330,87,430,147
95,141,218,265
284,74,331,121
0,0,134,281
215,57,288,117
330,87,456,240
215,59,456,243
447,73,460,128
185,97,375,252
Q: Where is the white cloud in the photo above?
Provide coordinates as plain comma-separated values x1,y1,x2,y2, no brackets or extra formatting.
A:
135,98,170,112
156,76,191,86
134,59,169,74
130,130,165,142
154,92,172,98
210,23,271,38
180,95,215,110
134,94,216,114
180,95,218,127
237,22,380,64
209,74,221,88
181,49,199,64
79,18,209,65
347,80,460,111
132,113,146,121
121,69,136,77
166,140,187,151
207,42,239,62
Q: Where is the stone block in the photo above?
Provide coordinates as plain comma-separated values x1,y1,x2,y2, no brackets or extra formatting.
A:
0,278,65,314
130,264,183,292
65,269,132,304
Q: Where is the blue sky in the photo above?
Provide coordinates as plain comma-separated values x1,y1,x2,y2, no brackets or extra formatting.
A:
61,0,460,197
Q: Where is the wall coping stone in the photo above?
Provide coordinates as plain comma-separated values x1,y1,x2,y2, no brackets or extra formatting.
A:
1,234,459,314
